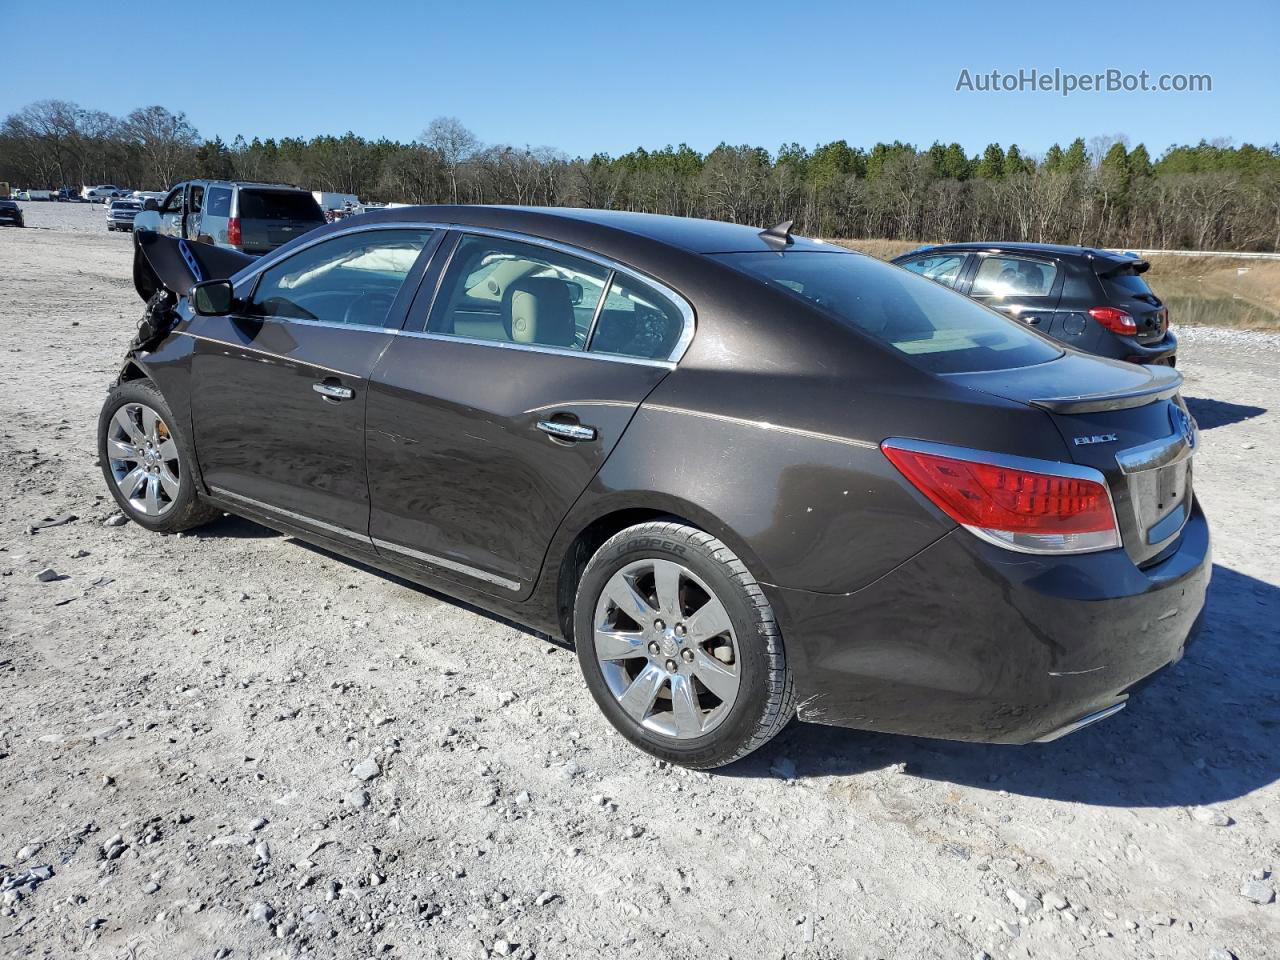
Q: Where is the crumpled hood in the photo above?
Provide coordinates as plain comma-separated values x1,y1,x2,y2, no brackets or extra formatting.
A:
132,230,256,302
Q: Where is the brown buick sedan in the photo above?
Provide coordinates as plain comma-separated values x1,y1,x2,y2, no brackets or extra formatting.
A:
99,207,1208,768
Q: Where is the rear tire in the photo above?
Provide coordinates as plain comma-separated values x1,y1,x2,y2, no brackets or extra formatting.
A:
574,521,795,769
97,379,221,533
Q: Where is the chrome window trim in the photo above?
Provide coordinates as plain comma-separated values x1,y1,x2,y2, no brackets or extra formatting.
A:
391,330,676,369
880,437,1123,556
224,219,697,367
371,538,522,592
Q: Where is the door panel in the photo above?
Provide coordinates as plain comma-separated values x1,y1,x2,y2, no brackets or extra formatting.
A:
188,314,393,537
366,338,668,595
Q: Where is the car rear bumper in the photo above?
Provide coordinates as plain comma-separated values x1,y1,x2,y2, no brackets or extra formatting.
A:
1101,330,1178,366
764,499,1210,744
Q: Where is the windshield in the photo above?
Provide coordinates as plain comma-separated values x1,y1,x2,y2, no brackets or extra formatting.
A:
715,251,1062,373
238,190,324,222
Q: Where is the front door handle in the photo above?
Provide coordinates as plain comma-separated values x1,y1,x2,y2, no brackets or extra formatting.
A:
537,419,597,442
313,381,354,401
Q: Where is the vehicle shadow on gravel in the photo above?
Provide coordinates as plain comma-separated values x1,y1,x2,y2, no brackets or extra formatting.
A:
735,564,1279,809
1184,395,1267,430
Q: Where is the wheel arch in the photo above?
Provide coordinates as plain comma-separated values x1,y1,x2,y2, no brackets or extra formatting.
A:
549,492,773,642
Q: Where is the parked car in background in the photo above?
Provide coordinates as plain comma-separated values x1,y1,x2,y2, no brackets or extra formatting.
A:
133,180,326,255
102,207,1208,768
83,184,128,202
57,187,84,202
106,198,143,231
892,243,1177,366
0,197,23,227
12,189,31,201
25,189,53,201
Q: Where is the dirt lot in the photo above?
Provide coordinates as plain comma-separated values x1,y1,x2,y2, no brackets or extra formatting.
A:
2,203,1278,960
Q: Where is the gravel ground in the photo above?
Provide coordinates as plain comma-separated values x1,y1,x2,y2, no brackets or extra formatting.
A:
1,205,1278,960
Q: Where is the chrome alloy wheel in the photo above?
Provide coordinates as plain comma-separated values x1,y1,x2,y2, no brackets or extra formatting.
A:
593,558,741,739
106,402,180,517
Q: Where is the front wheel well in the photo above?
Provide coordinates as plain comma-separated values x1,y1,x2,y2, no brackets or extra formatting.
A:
118,360,148,383
556,508,698,641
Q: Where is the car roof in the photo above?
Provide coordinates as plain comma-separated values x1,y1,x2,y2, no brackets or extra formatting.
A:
347,204,851,257
899,241,1127,261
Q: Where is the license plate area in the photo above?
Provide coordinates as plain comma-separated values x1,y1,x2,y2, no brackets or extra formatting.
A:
1129,459,1192,545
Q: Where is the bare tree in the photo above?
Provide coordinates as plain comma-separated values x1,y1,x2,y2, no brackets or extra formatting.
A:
124,106,199,188
422,117,479,204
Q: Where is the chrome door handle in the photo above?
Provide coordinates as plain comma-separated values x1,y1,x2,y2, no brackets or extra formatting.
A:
537,420,596,442
313,382,354,400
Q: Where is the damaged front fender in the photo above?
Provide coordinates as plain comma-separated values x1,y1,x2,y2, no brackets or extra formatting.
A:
132,228,256,303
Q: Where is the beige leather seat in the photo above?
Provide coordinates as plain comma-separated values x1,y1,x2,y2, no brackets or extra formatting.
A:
502,277,577,348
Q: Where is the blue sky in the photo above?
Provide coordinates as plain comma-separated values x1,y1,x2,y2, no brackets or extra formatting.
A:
3,0,1275,159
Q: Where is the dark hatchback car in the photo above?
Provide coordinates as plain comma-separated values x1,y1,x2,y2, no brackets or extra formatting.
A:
893,242,1177,366
99,208,1209,768
0,197,24,227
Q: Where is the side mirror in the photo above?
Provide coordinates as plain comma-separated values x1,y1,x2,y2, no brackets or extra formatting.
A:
191,279,235,316
564,281,584,305
142,197,160,211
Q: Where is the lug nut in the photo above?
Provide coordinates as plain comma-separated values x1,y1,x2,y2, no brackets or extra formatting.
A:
654,619,665,631
665,659,677,673
647,641,660,655
681,649,694,662
674,623,686,637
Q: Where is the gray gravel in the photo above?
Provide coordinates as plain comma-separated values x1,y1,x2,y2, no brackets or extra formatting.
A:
0,219,1277,958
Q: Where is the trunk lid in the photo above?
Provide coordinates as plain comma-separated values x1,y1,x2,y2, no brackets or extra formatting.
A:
947,354,1197,565
1096,254,1168,344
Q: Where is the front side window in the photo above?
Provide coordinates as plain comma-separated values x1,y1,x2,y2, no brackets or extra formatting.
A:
246,228,434,328
588,274,685,361
899,253,967,289
427,235,609,350
971,255,1057,298
159,186,183,215
715,251,1061,374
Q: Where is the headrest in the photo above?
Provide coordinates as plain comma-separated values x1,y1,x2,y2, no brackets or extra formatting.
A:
502,276,577,347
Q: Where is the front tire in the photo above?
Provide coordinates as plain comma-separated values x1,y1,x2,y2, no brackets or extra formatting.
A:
97,379,220,533
574,521,795,769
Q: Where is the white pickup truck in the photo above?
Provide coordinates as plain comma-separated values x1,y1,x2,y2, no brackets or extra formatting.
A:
82,184,129,202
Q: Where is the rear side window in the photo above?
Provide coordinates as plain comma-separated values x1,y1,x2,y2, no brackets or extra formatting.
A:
205,187,232,218
246,228,433,328
427,234,609,350
589,274,686,361
899,253,967,289
715,251,1062,374
971,255,1057,298
239,190,324,222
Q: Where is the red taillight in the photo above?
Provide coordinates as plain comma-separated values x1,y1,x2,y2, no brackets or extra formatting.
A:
1088,307,1137,335
227,217,241,247
882,443,1120,554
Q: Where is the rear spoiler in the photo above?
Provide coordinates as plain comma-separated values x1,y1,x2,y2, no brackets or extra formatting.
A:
1094,254,1150,278
1030,366,1182,414
132,230,256,303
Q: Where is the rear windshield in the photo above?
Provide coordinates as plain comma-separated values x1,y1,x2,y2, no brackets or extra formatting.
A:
238,190,323,222
715,251,1062,373
1101,267,1155,298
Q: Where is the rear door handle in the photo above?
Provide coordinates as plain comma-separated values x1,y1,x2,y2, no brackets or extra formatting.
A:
537,420,597,442
313,381,354,401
